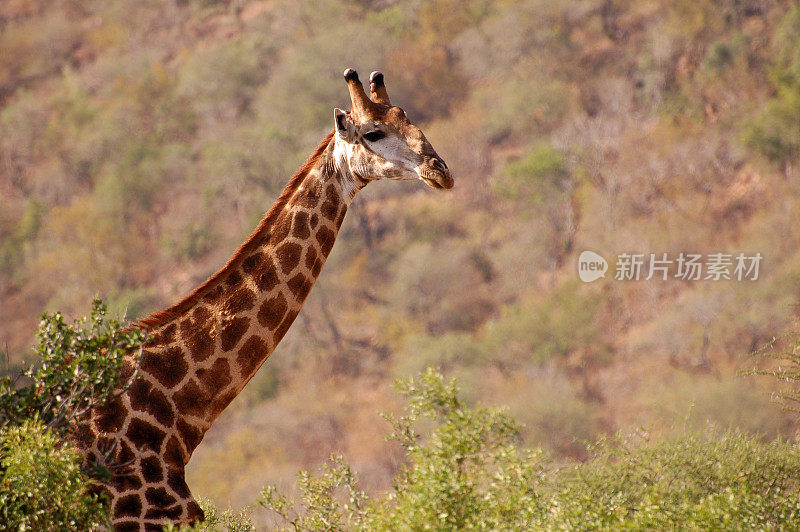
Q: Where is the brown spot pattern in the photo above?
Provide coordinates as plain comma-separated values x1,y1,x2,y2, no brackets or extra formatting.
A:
335,205,347,228
325,183,338,201
276,241,303,274
237,335,269,377
141,347,188,389
176,418,203,452
184,320,214,362
257,292,287,330
316,226,335,256
118,439,135,465
173,380,207,419
321,199,338,221
144,505,183,520
220,316,249,351
223,287,256,315
287,272,311,299
141,455,164,483
97,435,116,455
129,379,175,427
164,436,186,466
274,310,298,344
305,246,318,270
241,252,264,273
94,396,126,433
292,211,311,239
115,522,141,532
145,486,177,507
271,214,292,243
312,259,323,277
119,359,136,382
242,252,280,291
150,323,177,346
111,473,143,492
115,494,142,518
127,418,167,452
196,358,232,391
296,184,321,208
254,267,279,291
225,269,243,286
186,500,205,521
181,308,214,362
211,388,238,414
167,468,192,498
192,306,212,323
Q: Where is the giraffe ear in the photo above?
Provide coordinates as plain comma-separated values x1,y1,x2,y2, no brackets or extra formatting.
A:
334,108,354,139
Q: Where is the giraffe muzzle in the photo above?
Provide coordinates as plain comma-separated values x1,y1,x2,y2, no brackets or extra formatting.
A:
419,157,454,190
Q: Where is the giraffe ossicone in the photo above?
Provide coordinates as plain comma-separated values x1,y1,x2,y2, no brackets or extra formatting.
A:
78,68,453,530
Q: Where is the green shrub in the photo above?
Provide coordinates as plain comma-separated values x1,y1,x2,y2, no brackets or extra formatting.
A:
494,143,568,203
0,299,145,527
704,40,735,72
743,6,800,164
0,419,110,530
743,86,800,164
771,5,800,89
260,370,800,531
260,369,544,531
165,498,254,532
744,329,800,413
0,299,145,435
367,369,543,531
259,455,369,532
547,430,800,530
0,198,43,278
702,34,747,74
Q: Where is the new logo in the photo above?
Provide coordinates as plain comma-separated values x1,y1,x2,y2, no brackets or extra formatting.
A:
578,251,608,282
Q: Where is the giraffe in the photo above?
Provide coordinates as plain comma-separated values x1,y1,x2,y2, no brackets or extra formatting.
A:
77,68,453,531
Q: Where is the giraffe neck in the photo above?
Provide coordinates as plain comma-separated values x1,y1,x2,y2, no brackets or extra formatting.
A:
137,131,363,460
83,132,367,528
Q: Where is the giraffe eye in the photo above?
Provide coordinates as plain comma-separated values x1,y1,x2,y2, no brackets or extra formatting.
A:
363,130,385,142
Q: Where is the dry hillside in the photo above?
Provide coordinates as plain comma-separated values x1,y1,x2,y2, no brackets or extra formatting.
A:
2,0,800,525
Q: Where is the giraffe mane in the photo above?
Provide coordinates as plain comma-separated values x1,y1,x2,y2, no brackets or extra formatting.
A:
136,130,336,330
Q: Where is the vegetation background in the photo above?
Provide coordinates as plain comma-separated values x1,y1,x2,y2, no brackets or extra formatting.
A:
2,0,800,527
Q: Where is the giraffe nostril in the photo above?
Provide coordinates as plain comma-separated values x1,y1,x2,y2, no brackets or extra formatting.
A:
430,158,447,172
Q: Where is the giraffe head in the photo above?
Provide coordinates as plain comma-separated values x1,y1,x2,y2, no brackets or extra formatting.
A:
333,68,453,190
